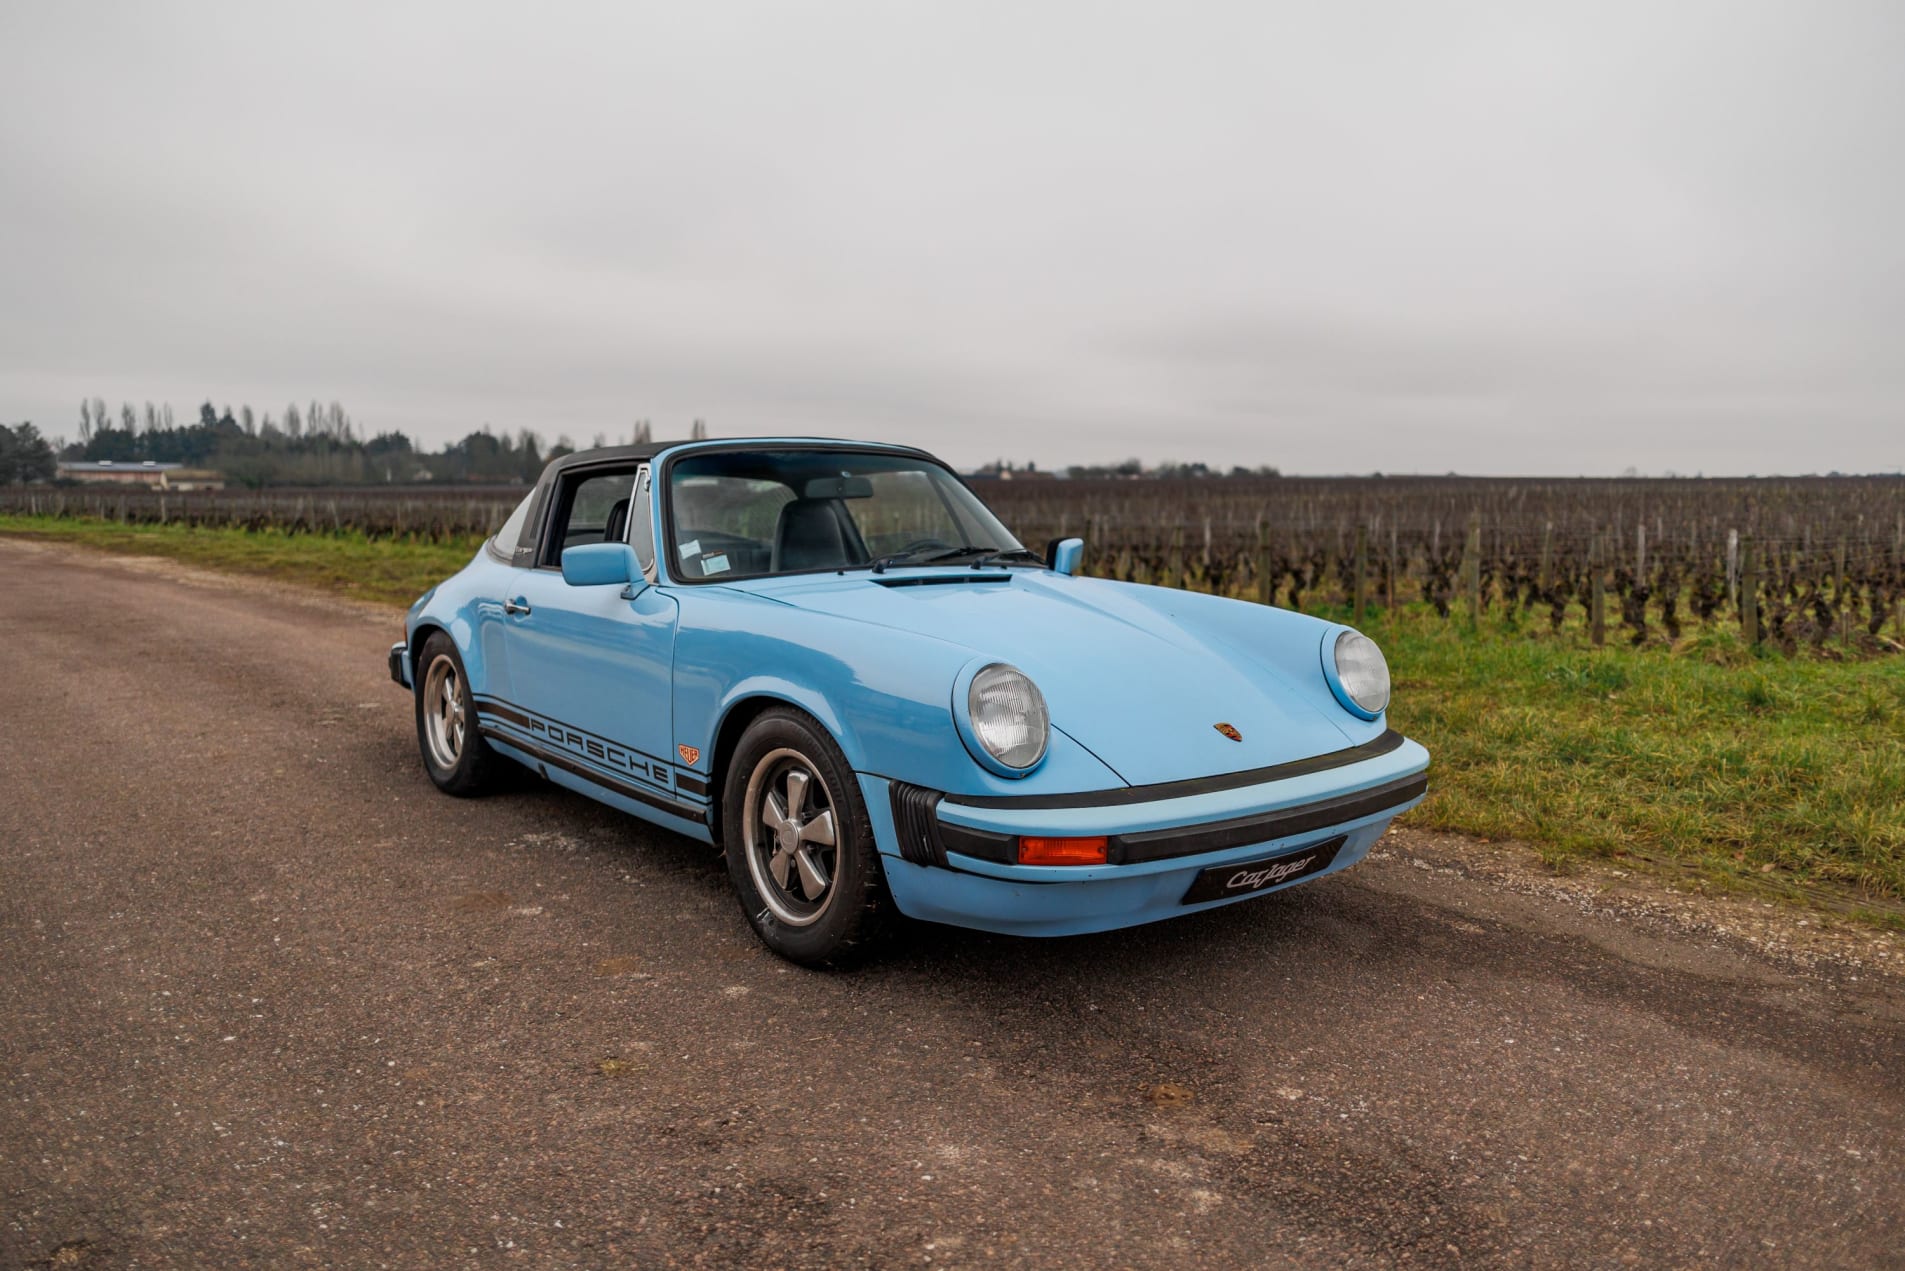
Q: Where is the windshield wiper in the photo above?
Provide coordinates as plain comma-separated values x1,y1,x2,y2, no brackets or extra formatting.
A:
909,545,1045,569
962,547,1045,570
865,545,957,574
910,544,991,564
861,545,1045,574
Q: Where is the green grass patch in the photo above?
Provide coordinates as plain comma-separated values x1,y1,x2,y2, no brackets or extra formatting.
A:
1356,607,1905,911
0,514,480,607
9,513,1902,918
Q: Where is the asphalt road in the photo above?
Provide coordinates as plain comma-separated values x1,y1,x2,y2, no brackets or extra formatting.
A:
2,540,1901,1270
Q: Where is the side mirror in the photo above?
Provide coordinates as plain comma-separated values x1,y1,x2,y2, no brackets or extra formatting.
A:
561,542,638,586
1046,537,1085,576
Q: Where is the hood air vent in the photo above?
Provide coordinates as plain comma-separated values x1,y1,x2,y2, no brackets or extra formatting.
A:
870,573,1013,589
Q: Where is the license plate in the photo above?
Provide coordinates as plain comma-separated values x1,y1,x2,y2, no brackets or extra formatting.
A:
1181,836,1347,905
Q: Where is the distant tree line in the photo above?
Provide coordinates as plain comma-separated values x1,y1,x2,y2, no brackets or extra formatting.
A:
0,422,57,485
55,399,676,488
28,397,1286,489
1062,458,1282,480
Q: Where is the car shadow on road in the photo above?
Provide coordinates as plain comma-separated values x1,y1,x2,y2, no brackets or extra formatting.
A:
474,761,1901,1091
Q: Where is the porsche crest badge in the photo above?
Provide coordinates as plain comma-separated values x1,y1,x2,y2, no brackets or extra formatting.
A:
1214,722,1242,742
678,744,701,765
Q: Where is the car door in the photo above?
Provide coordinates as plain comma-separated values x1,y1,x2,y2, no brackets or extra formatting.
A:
499,463,683,803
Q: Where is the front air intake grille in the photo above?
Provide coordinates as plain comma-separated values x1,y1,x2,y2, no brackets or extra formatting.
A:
889,781,947,867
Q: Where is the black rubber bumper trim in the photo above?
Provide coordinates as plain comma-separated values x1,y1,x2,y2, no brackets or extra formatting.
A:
933,772,1428,869
938,821,1017,865
479,726,708,824
941,729,1409,811
388,643,410,689
889,781,949,867
1106,772,1428,864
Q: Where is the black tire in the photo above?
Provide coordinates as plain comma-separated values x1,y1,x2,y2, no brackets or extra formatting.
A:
721,707,896,967
414,631,501,797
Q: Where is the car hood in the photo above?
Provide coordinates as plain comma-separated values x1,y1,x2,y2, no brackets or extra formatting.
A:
728,570,1361,786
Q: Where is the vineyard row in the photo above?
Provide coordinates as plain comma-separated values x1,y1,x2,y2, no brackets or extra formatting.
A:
5,479,1902,653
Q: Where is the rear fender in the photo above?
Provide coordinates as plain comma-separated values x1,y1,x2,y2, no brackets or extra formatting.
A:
404,550,508,699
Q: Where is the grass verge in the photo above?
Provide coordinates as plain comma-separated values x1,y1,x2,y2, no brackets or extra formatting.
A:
8,514,1901,922
1358,608,1905,922
0,513,482,607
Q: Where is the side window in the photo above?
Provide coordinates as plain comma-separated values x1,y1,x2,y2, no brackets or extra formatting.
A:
629,466,656,579
539,469,638,567
488,492,534,561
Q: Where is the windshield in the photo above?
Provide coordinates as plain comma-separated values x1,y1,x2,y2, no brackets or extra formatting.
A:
665,449,1023,581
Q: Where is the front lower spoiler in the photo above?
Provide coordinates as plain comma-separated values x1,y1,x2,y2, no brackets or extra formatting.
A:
859,733,1430,937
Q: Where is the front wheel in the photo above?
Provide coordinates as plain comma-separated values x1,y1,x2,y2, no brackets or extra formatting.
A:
722,708,895,966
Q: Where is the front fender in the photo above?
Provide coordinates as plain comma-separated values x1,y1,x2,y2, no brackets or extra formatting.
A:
1106,582,1390,745
671,589,1123,798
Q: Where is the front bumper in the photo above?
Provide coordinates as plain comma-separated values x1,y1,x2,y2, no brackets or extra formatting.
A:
388,642,412,689
860,732,1429,937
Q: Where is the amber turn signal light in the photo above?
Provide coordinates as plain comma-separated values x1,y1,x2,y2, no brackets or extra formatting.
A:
1016,835,1109,866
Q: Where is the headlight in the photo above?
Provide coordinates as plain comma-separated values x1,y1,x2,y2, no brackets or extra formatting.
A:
966,663,1050,770
1332,630,1390,716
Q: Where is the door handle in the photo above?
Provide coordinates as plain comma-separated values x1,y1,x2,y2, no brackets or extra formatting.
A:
503,597,532,616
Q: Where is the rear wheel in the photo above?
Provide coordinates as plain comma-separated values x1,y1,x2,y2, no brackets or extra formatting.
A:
414,631,500,796
722,708,894,966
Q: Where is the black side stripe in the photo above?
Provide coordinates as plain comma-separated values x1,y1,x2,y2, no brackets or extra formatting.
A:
942,729,1410,811
472,696,655,779
479,727,708,824
470,694,716,802
473,697,531,728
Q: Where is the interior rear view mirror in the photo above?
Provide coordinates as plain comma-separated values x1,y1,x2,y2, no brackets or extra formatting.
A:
801,476,874,500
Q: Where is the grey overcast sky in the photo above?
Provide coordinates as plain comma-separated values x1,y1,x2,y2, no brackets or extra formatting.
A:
3,3,1901,475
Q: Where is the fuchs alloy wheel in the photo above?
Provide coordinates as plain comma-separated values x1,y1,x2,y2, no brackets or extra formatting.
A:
722,708,895,966
414,631,499,796
743,748,842,926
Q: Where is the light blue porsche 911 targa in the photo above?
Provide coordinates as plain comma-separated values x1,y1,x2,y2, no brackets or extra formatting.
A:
390,438,1429,965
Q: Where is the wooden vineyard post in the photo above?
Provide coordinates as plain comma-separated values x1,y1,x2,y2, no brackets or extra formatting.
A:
1590,533,1606,647
1353,524,1368,623
1257,524,1273,607
1463,514,1482,629
1741,538,1759,647
1837,537,1849,650
1388,524,1400,619
1539,522,1552,591
1727,529,1739,611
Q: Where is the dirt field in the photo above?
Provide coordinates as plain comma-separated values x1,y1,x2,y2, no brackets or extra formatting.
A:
2,539,1901,1268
